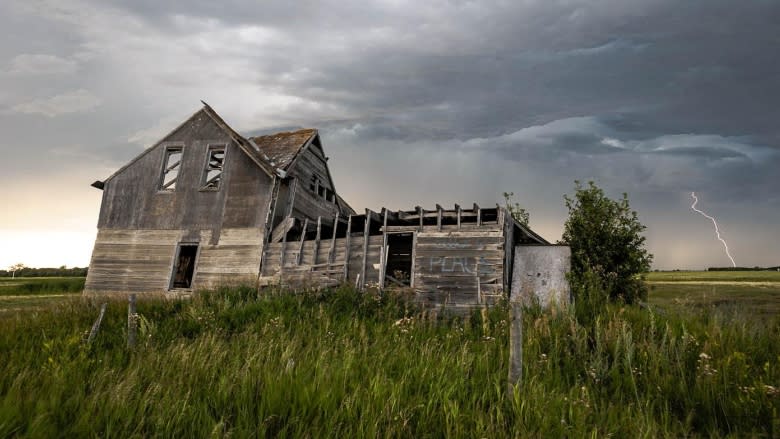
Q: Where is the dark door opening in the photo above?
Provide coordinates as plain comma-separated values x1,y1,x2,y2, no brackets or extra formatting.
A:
172,244,198,289
385,233,414,286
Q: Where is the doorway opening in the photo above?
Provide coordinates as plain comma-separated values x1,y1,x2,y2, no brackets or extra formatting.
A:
385,233,414,287
171,244,198,289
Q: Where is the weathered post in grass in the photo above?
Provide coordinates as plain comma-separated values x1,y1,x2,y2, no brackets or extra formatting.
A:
508,245,572,394
127,294,137,349
86,303,107,344
508,301,523,391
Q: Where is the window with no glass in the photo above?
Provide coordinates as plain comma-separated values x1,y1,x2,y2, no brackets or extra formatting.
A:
202,146,226,190
160,147,183,191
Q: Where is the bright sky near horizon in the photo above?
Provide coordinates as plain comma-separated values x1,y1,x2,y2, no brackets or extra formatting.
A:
1,0,778,270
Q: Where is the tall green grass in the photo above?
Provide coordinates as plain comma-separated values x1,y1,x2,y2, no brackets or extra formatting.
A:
0,285,777,437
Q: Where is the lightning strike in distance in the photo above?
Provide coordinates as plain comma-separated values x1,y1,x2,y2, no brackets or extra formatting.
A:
690,192,737,267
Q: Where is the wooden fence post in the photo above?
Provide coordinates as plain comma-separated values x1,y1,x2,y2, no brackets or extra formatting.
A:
508,301,523,392
86,303,107,344
127,294,137,349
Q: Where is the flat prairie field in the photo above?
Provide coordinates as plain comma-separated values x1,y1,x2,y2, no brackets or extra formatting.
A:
0,277,84,315
646,271,780,319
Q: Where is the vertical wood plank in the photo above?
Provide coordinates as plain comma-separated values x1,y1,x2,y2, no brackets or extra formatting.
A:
328,212,339,266
416,206,423,232
455,203,461,230
313,216,322,266
343,215,353,279
280,217,288,273
360,210,371,290
379,208,388,288
474,203,481,227
436,204,443,232
297,218,309,265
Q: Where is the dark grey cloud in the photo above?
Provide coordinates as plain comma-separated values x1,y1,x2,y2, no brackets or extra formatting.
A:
1,0,779,268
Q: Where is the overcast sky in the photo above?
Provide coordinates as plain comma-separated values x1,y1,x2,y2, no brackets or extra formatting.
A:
1,0,778,269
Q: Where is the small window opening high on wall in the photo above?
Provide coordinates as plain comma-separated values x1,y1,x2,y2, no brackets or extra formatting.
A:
202,146,225,189
160,147,183,191
171,244,198,289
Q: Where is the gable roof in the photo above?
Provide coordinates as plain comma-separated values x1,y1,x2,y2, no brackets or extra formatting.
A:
249,129,317,171
200,102,277,178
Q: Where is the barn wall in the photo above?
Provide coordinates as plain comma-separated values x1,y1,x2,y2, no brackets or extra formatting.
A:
413,229,505,307
511,245,571,308
260,235,384,286
84,228,263,294
98,109,273,232
286,145,341,222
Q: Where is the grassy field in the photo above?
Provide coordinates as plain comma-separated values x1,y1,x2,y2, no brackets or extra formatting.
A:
647,270,780,283
0,277,84,316
0,283,778,437
646,271,780,319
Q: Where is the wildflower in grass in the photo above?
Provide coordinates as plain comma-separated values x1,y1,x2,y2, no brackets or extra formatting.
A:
764,385,779,397
697,352,718,377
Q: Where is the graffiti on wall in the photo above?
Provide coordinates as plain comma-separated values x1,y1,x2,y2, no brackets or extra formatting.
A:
428,256,494,274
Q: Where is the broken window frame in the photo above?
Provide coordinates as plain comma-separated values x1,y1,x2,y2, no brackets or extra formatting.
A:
200,144,227,191
159,145,183,192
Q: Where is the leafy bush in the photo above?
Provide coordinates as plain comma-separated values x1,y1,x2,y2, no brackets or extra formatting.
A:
562,181,652,304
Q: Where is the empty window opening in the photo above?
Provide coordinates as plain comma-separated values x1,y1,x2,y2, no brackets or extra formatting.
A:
385,233,414,287
202,146,225,189
160,147,183,191
171,244,198,289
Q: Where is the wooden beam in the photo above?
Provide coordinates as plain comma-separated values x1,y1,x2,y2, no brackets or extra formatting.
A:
379,208,388,288
360,210,372,290
416,206,423,232
343,215,353,280
296,218,309,265
455,204,462,230
474,203,481,227
285,178,298,218
436,204,443,232
313,216,322,266
280,216,290,274
328,212,339,267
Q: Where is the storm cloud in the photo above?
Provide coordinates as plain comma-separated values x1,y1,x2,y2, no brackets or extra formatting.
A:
1,0,778,268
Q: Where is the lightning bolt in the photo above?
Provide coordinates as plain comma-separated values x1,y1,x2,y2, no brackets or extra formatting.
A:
690,192,736,267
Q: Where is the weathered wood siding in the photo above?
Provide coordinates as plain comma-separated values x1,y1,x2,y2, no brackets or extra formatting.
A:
86,109,272,294
286,144,340,222
260,235,383,286
98,109,272,231
84,229,180,293
84,228,263,294
413,228,505,307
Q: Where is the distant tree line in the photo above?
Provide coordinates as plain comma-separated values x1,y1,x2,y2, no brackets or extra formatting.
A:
707,266,780,271
0,266,88,277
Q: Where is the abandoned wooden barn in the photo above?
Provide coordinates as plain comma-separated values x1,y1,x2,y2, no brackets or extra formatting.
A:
260,205,548,307
85,102,553,308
